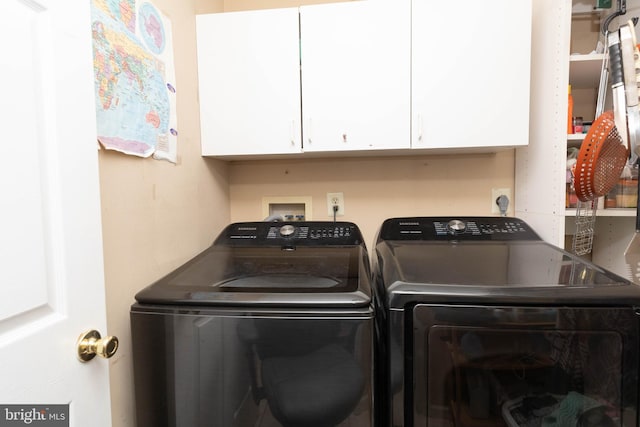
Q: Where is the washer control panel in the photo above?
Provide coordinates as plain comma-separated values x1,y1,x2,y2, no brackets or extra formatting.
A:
378,217,541,241
216,221,362,246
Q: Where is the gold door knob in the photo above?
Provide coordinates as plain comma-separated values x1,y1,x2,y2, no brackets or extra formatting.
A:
77,330,119,362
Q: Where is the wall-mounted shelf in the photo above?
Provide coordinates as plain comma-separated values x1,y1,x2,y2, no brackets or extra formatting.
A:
572,3,609,15
569,53,605,88
567,133,586,148
565,208,635,217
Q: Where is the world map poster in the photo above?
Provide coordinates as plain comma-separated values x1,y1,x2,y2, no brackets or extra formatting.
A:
91,0,178,163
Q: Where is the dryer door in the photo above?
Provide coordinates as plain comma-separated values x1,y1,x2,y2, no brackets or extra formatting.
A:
409,304,640,427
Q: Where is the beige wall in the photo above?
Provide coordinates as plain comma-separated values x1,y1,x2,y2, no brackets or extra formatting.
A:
98,0,229,425
229,152,516,251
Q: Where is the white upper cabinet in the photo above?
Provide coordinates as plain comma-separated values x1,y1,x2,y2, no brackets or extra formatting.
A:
299,0,411,152
411,0,532,150
196,0,532,158
196,8,301,156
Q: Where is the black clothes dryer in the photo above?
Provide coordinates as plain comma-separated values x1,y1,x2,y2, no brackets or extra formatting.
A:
373,217,640,427
131,221,374,427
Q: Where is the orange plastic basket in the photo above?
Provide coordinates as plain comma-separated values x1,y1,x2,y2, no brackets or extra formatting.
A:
573,111,629,202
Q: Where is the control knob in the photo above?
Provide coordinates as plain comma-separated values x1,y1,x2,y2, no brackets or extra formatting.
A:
447,219,466,234
279,224,296,237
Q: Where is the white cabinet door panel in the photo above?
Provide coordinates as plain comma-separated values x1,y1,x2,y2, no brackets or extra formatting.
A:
300,0,410,152
197,9,302,156
412,0,532,149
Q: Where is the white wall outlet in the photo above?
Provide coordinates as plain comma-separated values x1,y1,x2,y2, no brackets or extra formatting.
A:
491,188,512,214
326,192,345,216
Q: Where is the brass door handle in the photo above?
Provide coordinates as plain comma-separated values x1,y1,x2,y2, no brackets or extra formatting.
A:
77,330,119,362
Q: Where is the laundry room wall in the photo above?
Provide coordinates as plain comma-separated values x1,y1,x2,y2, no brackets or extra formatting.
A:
228,153,515,250
97,0,229,425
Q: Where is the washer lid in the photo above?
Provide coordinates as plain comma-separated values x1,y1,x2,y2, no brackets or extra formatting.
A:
378,240,629,288
134,245,371,307
375,217,640,306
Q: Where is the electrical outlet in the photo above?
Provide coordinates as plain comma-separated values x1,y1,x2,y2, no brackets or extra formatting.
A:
326,192,345,216
491,188,512,214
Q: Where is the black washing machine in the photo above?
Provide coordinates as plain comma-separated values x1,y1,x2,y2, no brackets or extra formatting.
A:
373,216,640,427
131,221,374,427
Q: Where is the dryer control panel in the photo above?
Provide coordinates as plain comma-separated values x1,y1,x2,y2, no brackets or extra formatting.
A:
378,217,541,241
215,221,364,246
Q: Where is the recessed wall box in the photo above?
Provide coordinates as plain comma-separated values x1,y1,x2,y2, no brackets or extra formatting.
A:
261,196,313,221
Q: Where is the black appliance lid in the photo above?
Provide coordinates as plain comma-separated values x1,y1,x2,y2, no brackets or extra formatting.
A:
134,221,371,307
375,217,640,305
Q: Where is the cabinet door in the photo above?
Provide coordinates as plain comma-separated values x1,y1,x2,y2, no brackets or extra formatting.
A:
300,0,410,152
196,9,301,156
412,0,532,149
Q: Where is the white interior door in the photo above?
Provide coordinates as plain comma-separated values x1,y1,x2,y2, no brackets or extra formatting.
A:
0,0,112,425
